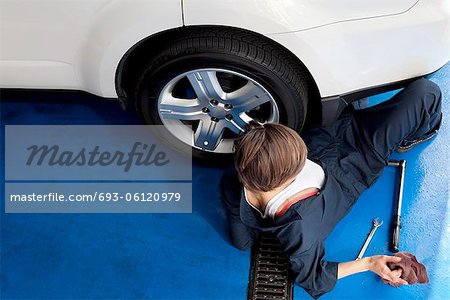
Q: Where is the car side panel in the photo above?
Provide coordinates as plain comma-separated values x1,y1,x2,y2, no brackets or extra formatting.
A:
183,0,418,34
267,0,449,97
0,0,183,94
0,0,109,89
1,0,447,100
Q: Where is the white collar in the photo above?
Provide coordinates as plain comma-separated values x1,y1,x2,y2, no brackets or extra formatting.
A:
244,159,325,220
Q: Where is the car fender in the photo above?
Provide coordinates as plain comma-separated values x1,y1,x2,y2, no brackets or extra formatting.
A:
77,0,183,98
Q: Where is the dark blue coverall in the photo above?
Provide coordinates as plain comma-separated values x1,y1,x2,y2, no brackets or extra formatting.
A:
220,78,442,298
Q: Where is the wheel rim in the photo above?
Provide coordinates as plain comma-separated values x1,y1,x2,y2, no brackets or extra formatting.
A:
157,68,279,153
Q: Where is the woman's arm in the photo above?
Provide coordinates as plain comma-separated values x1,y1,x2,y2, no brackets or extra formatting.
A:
220,170,260,250
338,255,408,285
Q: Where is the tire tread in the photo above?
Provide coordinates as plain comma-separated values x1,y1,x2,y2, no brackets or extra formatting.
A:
135,27,309,133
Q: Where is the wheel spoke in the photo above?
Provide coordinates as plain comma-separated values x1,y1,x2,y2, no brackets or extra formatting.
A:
159,97,204,120
186,71,225,102
193,119,226,151
227,113,254,134
226,81,272,111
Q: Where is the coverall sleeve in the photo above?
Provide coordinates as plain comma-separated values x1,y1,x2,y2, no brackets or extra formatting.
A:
288,240,338,299
220,170,259,250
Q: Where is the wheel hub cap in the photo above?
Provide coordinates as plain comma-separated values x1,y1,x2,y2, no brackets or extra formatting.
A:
157,68,279,153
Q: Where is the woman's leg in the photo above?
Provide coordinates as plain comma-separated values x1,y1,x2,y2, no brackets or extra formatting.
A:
352,78,442,162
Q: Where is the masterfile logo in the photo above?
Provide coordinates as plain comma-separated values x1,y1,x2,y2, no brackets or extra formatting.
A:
26,142,170,172
5,125,191,181
4,125,192,213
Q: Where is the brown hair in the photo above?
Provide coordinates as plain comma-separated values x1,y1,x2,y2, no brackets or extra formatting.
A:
233,121,307,192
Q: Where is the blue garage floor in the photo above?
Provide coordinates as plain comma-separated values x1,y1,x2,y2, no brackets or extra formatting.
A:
1,64,449,299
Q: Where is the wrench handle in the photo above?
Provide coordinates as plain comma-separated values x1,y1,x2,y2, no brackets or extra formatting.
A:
356,228,376,260
390,215,401,253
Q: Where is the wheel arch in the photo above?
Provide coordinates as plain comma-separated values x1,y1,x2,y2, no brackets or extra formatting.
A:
115,25,322,123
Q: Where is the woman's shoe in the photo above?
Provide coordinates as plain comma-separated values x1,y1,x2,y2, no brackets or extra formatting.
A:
396,113,442,153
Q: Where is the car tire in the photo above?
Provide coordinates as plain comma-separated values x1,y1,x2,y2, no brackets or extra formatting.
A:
135,27,309,162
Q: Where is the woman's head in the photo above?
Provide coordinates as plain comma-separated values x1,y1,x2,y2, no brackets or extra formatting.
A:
233,121,308,192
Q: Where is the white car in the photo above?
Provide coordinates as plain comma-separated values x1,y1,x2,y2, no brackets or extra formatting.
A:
1,0,448,159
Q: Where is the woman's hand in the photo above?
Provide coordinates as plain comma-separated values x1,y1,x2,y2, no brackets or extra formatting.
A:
367,255,408,285
338,255,408,286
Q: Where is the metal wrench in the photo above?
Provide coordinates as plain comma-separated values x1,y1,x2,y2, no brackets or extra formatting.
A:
355,218,383,260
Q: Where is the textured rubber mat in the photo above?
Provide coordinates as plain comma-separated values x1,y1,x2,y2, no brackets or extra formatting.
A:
247,233,294,300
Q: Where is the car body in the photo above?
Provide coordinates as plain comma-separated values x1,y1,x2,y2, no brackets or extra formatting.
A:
1,0,449,156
